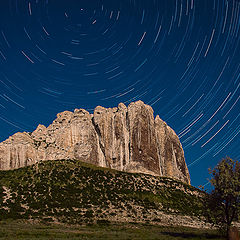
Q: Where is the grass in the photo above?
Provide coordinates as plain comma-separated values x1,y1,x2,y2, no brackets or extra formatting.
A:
0,219,224,240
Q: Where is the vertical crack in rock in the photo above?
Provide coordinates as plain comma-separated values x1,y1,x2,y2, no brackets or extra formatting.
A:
0,101,191,184
125,110,130,168
91,116,107,166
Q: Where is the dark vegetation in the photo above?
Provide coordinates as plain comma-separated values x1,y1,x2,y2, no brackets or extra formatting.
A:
0,159,203,224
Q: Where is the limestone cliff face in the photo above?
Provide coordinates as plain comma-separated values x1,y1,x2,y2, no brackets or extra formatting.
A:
0,101,190,184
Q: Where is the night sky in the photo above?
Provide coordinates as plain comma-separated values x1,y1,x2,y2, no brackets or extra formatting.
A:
0,0,240,188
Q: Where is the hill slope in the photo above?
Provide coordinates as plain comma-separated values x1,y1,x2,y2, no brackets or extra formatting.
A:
0,159,202,226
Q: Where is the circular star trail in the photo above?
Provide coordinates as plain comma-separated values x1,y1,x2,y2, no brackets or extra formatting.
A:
0,0,240,187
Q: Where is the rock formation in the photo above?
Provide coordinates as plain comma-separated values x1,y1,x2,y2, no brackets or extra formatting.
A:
0,101,190,184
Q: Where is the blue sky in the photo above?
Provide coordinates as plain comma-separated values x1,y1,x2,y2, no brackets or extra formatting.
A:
0,0,240,187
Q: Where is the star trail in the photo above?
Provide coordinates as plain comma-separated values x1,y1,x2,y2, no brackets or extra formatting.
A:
0,0,239,187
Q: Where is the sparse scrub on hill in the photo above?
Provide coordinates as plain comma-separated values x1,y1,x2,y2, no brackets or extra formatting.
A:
0,159,204,225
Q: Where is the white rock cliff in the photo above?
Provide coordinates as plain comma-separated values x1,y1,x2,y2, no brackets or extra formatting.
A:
0,101,190,184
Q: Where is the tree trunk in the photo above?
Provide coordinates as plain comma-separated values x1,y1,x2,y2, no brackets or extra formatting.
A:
227,225,230,240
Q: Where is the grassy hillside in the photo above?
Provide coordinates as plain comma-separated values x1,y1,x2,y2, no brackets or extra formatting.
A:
0,159,204,225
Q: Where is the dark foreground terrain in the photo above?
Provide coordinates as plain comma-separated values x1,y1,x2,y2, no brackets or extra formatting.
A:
0,219,223,240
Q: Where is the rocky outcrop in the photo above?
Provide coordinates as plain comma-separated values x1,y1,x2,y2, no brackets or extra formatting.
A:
0,101,190,184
